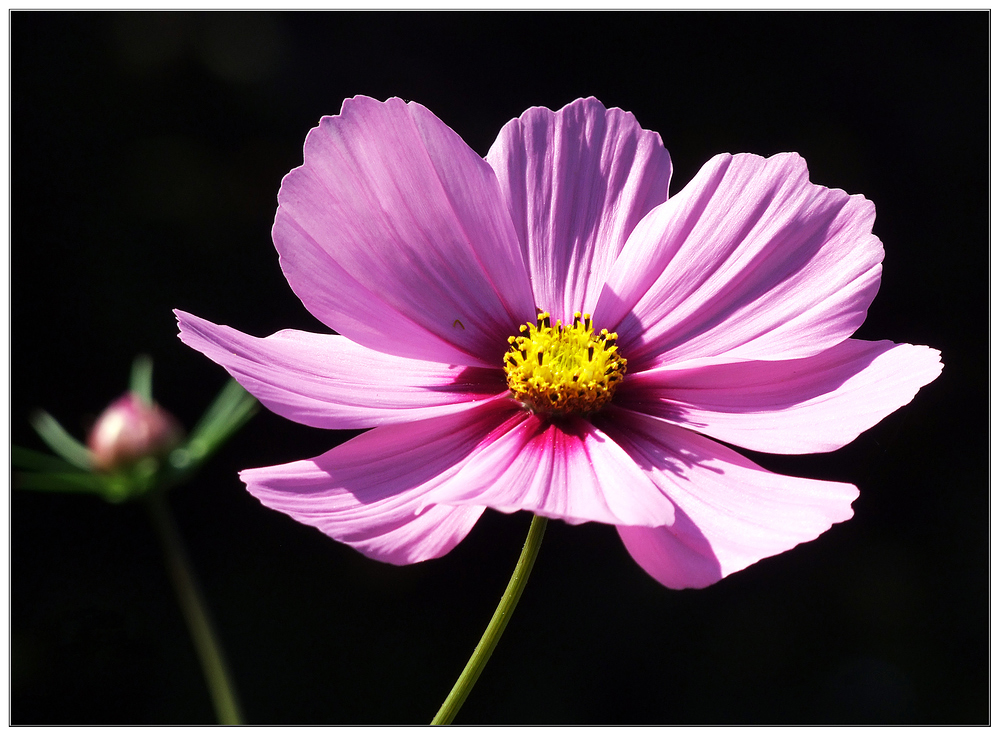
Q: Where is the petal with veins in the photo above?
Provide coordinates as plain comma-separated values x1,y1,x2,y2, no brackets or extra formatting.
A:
176,310,509,429
487,97,672,323
240,399,524,565
618,339,943,453
598,408,858,589
596,152,883,371
274,95,536,367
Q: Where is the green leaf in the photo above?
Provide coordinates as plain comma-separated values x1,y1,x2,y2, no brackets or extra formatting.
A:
130,354,154,405
12,445,80,472
29,410,93,470
14,470,106,493
182,379,258,465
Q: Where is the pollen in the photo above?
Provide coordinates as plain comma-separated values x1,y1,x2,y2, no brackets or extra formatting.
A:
503,311,627,416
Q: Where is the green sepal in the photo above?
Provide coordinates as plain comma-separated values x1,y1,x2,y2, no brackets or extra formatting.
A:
15,377,257,502
130,354,154,406
14,470,107,493
29,410,94,470
182,379,259,466
12,445,82,473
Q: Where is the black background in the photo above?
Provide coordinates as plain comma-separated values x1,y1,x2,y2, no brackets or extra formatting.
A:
11,11,987,724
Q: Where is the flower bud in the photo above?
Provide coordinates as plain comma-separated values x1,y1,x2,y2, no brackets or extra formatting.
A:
87,392,184,472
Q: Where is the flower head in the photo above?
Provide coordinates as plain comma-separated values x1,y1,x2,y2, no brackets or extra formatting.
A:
176,97,941,588
503,311,626,415
15,356,257,504
88,392,184,472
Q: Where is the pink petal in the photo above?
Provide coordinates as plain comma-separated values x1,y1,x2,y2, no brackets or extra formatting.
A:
618,339,943,454
240,399,526,565
421,413,675,527
485,97,672,324
274,95,537,367
176,310,508,429
598,408,858,589
595,152,884,371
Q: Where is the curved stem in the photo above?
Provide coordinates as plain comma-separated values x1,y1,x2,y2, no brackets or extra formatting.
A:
431,514,548,725
145,490,244,725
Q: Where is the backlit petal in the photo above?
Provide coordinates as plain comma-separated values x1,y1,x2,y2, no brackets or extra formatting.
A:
176,310,508,429
595,152,883,370
486,97,672,323
421,413,675,527
240,399,525,565
618,339,943,453
274,95,536,367
599,408,858,589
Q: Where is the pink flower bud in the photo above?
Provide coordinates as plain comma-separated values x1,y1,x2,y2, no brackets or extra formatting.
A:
87,393,184,472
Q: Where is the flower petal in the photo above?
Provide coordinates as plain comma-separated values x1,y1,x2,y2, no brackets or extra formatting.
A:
421,413,675,527
618,339,943,454
274,95,536,367
595,152,883,371
598,408,858,589
176,310,508,429
486,97,672,324
240,399,525,565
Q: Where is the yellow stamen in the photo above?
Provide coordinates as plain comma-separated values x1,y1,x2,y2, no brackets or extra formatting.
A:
503,311,627,416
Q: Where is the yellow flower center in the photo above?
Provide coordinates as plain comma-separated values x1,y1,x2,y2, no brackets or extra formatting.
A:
503,311,627,416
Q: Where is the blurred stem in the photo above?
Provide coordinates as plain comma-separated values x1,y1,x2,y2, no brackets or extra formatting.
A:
145,490,244,725
431,514,547,726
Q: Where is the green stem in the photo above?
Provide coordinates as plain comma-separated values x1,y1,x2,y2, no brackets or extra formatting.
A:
145,490,244,725
431,514,548,725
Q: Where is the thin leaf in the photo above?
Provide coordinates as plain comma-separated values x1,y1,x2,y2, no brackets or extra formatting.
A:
12,445,80,473
187,379,243,441
209,388,258,447
29,410,94,470
184,380,258,463
130,354,154,405
14,471,106,493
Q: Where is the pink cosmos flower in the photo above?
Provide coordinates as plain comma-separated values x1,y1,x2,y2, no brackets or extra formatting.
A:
175,96,942,589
